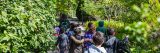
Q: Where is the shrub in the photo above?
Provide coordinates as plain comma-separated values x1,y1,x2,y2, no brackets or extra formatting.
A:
0,0,58,52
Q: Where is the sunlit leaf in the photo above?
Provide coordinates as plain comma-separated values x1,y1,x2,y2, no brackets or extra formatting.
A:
132,5,141,12
157,17,160,23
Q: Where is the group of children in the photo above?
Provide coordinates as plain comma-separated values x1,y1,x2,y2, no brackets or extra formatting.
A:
55,20,129,53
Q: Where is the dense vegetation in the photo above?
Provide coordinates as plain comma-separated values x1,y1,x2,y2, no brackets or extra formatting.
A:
58,0,160,52
0,0,58,52
0,0,160,53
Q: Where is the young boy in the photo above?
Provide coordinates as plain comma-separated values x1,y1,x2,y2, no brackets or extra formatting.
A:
93,31,106,53
105,28,130,53
83,22,96,53
85,31,106,53
105,28,117,53
56,28,69,53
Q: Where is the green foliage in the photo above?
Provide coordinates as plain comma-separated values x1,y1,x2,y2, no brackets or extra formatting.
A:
125,22,151,52
59,0,160,52
0,0,160,53
0,0,58,52
84,20,126,39
84,20,124,29
56,0,78,17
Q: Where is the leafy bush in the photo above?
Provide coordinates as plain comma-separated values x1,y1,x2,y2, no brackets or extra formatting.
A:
1,0,160,53
85,20,159,52
59,0,160,52
125,22,151,52
0,0,58,52
84,20,126,39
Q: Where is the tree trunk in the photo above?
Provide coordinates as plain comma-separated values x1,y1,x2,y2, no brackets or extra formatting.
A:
76,0,97,22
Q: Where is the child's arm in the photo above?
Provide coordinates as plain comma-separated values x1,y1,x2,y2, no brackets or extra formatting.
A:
84,38,93,43
70,36,84,44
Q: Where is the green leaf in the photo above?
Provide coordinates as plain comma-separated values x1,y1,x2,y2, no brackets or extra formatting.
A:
1,36,10,41
22,28,27,36
1,11,7,17
132,5,141,12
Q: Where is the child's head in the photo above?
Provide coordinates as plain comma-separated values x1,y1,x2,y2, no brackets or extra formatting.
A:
88,22,96,34
88,22,94,29
93,31,104,46
107,28,115,36
70,23,77,29
75,28,81,35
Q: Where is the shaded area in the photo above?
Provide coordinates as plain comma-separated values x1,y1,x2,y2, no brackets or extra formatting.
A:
76,0,97,22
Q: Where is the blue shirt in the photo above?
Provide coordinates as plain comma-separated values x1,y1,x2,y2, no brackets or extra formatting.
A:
84,32,93,48
66,29,75,37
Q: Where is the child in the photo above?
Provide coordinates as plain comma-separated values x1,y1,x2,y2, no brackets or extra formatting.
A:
105,28,130,53
56,28,69,53
54,26,60,37
86,31,107,53
105,28,117,53
69,28,84,53
83,22,96,53
93,31,106,53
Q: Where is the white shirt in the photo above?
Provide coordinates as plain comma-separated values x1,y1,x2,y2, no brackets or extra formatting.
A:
97,47,107,53
84,45,107,53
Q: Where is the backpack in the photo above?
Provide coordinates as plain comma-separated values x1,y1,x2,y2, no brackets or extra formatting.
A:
116,37,131,53
106,36,130,53
58,34,69,49
105,37,116,53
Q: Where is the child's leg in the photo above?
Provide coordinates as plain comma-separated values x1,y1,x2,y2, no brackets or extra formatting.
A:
60,48,69,53
60,49,65,53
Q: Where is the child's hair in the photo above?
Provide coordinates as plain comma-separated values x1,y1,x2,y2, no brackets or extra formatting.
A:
93,31,104,45
70,23,77,28
107,28,115,35
88,22,93,28
75,28,81,35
